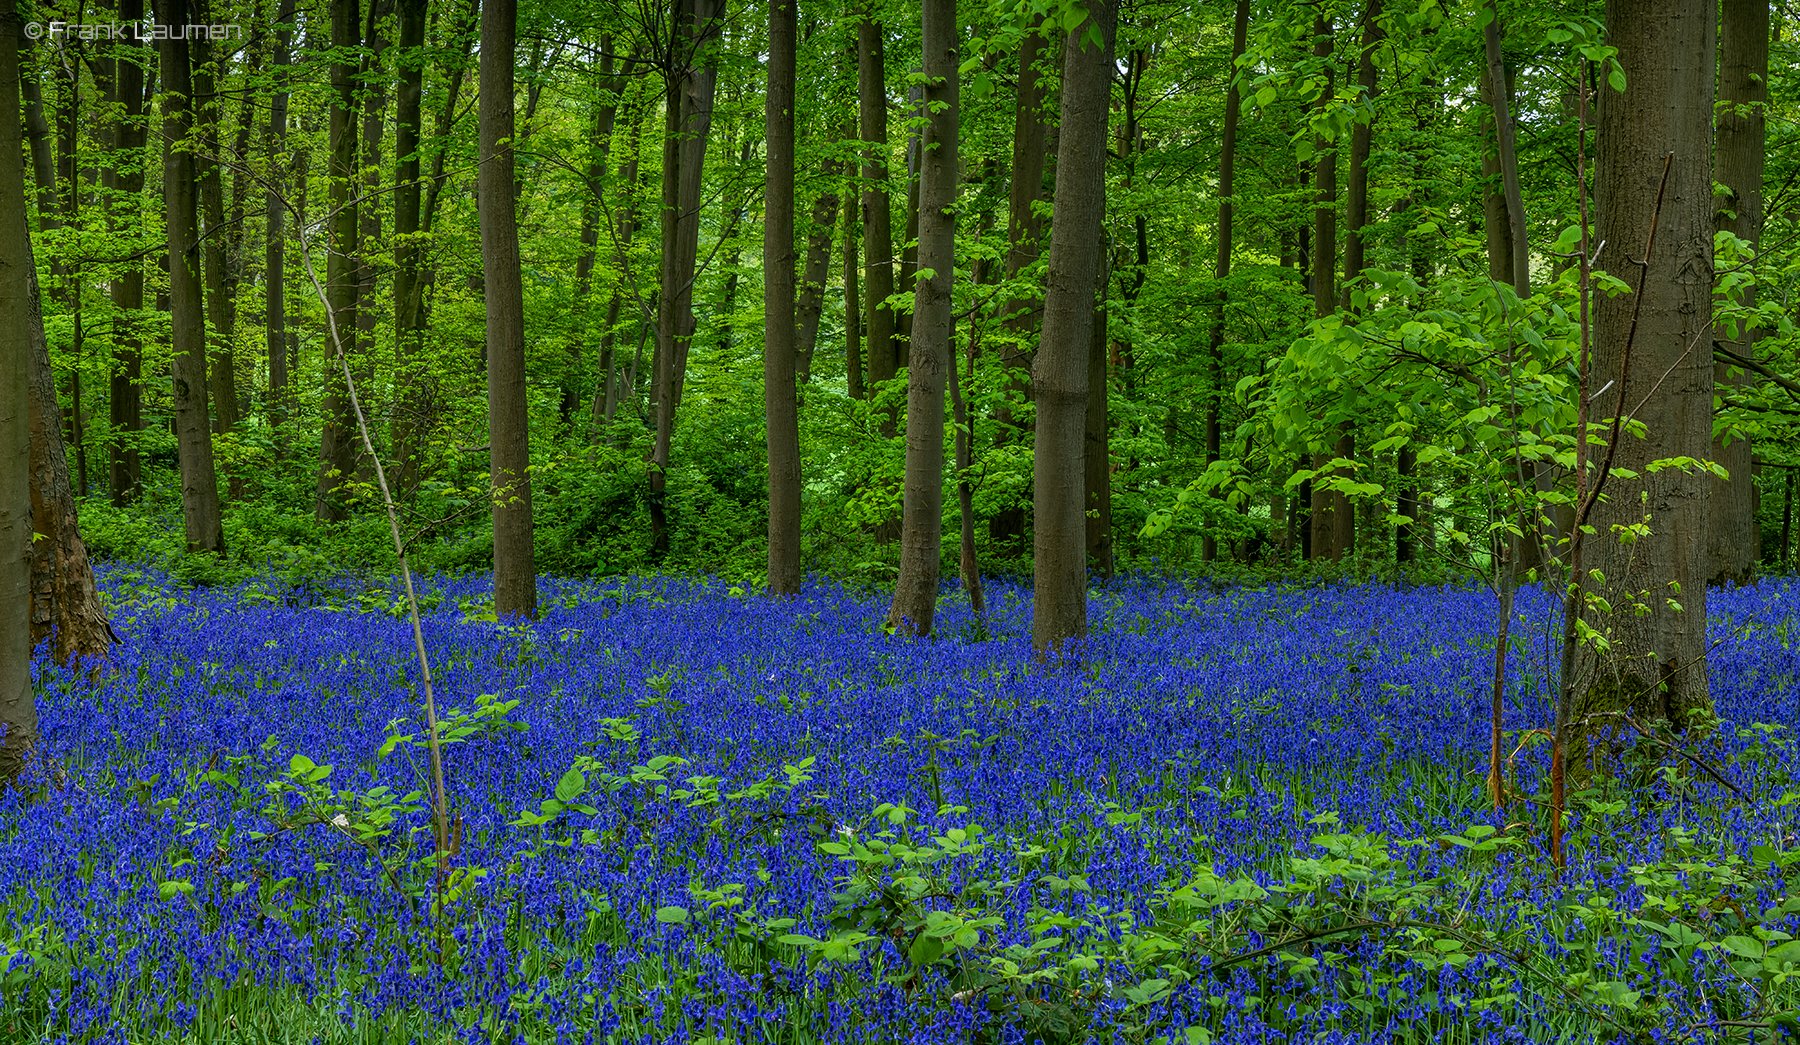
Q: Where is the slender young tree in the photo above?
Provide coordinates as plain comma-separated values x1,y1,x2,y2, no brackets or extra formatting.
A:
1572,0,1716,744
1,0,41,781
1031,0,1114,654
886,0,958,636
157,0,225,554
765,0,802,594
480,0,537,618
1707,0,1766,585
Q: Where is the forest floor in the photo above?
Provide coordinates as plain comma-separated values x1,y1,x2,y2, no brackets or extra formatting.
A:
3,569,1799,1043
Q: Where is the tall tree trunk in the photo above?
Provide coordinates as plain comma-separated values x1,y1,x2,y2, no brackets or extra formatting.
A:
1575,0,1715,740
265,1,294,427
316,0,361,521
156,0,225,553
764,0,802,595
795,118,850,383
568,45,620,427
1202,0,1249,564
0,0,38,781
1708,0,1765,585
28,268,114,663
1479,2,1546,572
647,0,722,560
990,24,1055,548
109,0,147,505
886,0,958,637
857,9,896,394
390,0,427,476
595,85,648,433
1031,0,1113,654
480,0,536,619
191,24,239,435
52,28,87,498
1084,287,1112,579
355,4,389,479
843,170,864,399
1307,10,1349,561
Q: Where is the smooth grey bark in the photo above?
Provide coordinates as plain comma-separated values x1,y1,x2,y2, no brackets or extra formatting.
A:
764,0,802,595
795,117,849,383
1575,0,1715,736
1707,0,1766,585
1,0,40,781
156,0,225,553
480,0,537,619
886,0,957,637
1030,0,1113,654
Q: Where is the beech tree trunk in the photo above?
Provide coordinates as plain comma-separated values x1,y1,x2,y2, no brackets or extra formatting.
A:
1307,11,1350,562
157,0,225,554
843,173,864,399
1707,0,1765,585
764,0,802,595
795,118,849,383
1084,289,1112,578
109,0,147,504
481,0,537,619
191,23,238,436
0,0,37,781
1575,0,1715,738
1202,0,1249,564
315,0,360,521
886,0,957,637
1031,0,1113,654
990,24,1055,548
857,9,897,393
647,0,722,560
265,1,293,427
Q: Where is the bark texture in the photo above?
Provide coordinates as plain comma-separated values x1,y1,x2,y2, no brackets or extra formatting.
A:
886,0,957,637
1708,0,1766,585
1032,1,1114,654
1307,11,1350,561
480,0,537,619
764,0,802,595
157,0,225,554
647,0,722,560
1,0,42,781
1575,0,1715,738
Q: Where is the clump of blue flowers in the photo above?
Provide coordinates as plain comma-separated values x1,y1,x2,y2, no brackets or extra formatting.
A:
4,568,1800,1043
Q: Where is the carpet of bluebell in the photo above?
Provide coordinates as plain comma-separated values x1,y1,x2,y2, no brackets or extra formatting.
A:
5,570,1800,1044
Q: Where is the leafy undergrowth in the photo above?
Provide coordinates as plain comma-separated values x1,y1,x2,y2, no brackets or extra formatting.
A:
6,570,1800,1043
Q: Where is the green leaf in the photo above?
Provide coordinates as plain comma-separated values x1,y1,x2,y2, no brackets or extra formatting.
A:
554,767,587,803
158,880,195,899
654,905,690,925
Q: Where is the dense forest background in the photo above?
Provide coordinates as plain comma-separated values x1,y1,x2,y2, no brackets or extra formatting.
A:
10,0,1794,592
